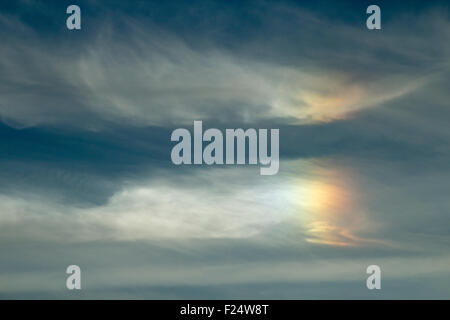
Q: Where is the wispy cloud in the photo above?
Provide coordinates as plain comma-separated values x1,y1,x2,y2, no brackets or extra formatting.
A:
1,8,447,129
1,0,450,299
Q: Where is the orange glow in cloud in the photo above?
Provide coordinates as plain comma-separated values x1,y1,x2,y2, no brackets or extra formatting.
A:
293,165,369,247
300,85,367,122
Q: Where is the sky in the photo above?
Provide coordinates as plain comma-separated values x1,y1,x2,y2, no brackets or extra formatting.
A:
0,0,449,299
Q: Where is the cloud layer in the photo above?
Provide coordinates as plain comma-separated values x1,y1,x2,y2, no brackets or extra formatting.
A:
0,0,449,299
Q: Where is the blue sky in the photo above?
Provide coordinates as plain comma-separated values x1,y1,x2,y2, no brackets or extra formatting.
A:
0,0,449,299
